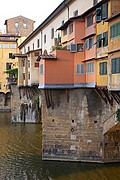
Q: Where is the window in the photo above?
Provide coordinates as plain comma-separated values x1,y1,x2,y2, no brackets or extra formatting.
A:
9,53,13,59
6,63,12,70
23,23,27,29
97,34,102,48
103,31,108,46
94,0,98,6
40,64,43,74
76,64,84,74
86,62,94,74
33,43,34,50
35,62,39,67
87,14,93,27
77,44,84,52
0,44,2,48
0,83,1,89
28,60,30,68
62,20,64,25
10,44,16,48
110,22,120,39
69,24,73,34
44,35,46,43
3,44,9,48
15,23,18,28
63,28,67,36
37,39,40,48
97,32,108,48
96,3,108,23
28,46,30,52
74,10,78,17
99,62,107,75
112,57,120,74
22,59,25,67
28,72,30,80
102,3,108,20
23,73,25,80
51,28,54,39
86,38,94,50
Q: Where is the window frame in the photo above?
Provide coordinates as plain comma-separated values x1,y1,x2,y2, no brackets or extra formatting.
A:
69,23,73,34
87,14,93,27
40,64,43,74
112,57,120,74
99,62,107,75
86,62,94,74
76,64,84,74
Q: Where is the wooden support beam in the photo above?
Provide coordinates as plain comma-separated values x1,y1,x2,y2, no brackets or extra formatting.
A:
94,89,107,104
49,90,54,109
44,89,51,108
110,92,120,104
56,93,59,107
102,90,113,106
66,89,69,103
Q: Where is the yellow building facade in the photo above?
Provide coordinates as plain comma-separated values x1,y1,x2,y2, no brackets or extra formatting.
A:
96,0,120,88
0,35,19,93
107,13,120,91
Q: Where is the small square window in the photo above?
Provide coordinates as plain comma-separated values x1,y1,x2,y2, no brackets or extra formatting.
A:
23,23,27,29
15,23,19,28
74,10,78,17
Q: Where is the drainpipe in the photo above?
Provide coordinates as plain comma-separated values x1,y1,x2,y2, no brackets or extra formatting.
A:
63,0,70,20
41,31,43,53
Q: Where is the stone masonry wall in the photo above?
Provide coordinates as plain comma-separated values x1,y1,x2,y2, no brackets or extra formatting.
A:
0,92,11,112
11,85,40,123
41,89,120,163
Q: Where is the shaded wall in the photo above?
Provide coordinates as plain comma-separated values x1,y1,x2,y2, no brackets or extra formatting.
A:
0,92,11,112
41,89,120,163
11,85,40,123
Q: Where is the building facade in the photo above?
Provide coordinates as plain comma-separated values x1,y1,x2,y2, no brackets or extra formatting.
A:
12,0,120,162
4,15,35,37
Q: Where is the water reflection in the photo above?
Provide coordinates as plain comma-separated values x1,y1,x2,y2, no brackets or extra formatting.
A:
0,113,120,179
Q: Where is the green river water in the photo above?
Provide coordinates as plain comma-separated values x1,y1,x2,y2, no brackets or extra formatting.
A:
0,113,120,180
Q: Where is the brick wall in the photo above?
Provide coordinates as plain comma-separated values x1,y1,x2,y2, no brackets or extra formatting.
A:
41,89,120,162
6,16,34,37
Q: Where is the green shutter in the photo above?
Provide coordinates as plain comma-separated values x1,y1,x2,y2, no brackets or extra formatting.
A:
103,31,108,46
96,7,102,23
116,58,120,73
9,53,13,58
6,63,9,70
102,3,108,20
112,58,116,74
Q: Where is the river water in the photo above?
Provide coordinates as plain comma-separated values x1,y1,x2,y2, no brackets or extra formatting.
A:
0,113,120,180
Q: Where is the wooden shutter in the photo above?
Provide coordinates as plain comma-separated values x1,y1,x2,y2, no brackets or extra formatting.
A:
103,31,108,46
96,7,102,23
102,3,108,20
6,63,9,70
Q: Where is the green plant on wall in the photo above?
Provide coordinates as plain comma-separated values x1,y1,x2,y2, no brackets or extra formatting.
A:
116,109,120,122
4,68,18,78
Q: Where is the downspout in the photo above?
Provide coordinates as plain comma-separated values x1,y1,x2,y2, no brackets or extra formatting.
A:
41,30,43,54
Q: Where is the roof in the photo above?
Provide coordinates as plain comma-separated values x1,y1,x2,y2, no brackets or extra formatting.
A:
19,0,109,49
37,54,57,61
12,53,27,59
4,15,35,25
57,16,84,30
18,0,73,49
0,39,17,42
0,34,20,38
105,12,120,22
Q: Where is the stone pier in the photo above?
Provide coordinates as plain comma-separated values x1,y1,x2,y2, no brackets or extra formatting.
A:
0,92,11,112
41,89,120,163
11,85,41,123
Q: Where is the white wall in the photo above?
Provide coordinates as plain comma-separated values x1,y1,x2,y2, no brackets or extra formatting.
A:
21,0,94,54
